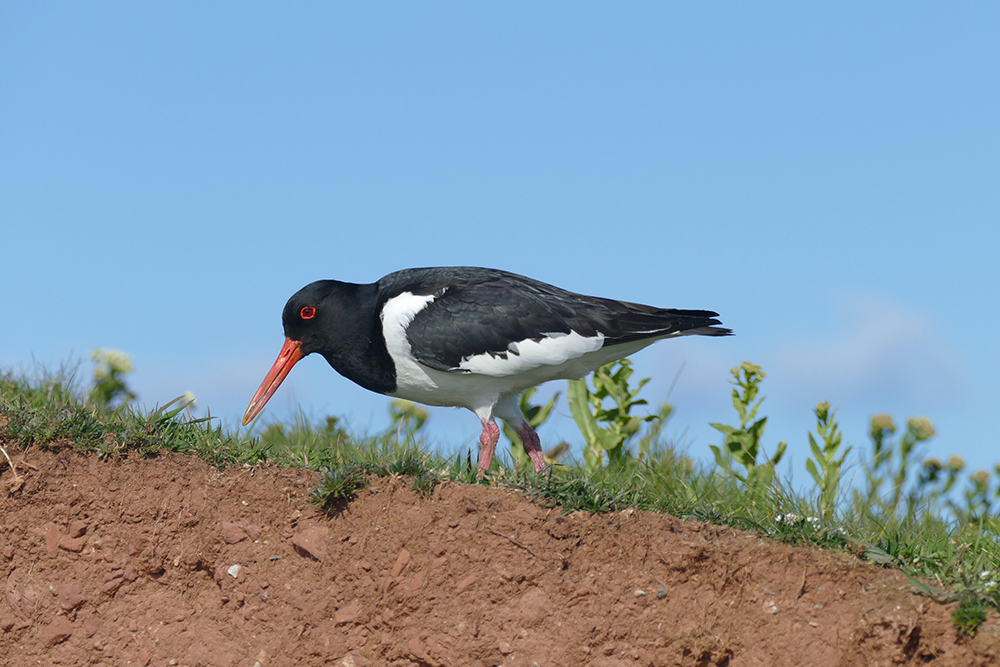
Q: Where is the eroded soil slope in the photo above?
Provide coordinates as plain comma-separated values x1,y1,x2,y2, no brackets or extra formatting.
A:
2,444,998,666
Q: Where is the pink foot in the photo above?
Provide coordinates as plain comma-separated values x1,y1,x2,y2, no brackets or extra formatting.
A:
477,419,501,475
514,423,547,473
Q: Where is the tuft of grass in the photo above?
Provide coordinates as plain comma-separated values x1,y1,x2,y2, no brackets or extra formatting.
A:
311,464,372,508
953,594,988,637
310,457,449,509
0,364,266,466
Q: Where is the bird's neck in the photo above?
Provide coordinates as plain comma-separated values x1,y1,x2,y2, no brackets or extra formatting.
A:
319,283,398,395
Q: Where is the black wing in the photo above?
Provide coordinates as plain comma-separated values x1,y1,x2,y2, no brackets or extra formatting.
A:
377,267,729,374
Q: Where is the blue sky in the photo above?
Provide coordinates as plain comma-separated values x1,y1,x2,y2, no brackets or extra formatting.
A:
2,4,998,480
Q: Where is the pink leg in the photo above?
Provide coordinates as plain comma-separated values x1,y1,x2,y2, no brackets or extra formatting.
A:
513,423,547,473
477,419,501,474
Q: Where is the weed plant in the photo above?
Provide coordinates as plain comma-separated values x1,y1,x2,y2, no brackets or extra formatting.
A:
709,362,786,490
568,359,672,473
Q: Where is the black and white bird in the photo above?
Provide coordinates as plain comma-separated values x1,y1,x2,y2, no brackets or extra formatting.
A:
243,267,731,473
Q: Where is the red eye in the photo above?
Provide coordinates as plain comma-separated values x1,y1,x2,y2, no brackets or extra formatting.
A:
300,306,316,320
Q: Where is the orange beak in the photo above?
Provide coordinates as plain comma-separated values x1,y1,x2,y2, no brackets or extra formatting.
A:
242,338,304,425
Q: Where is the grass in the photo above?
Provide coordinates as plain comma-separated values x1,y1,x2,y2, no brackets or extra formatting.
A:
1,361,998,635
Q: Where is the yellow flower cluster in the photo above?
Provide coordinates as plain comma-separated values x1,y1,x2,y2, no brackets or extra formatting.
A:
907,417,936,441
870,413,896,434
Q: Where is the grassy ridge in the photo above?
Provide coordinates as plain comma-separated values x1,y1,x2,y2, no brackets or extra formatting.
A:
1,362,997,635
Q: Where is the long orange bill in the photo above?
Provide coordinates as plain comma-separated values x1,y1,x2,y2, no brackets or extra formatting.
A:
242,338,304,425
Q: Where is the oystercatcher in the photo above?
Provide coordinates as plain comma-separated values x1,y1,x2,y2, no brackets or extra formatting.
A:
243,267,731,473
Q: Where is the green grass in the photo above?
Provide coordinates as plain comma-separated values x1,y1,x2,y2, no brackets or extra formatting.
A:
1,362,998,635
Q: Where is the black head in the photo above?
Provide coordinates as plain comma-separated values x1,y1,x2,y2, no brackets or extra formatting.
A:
243,280,357,424
243,279,377,425
280,279,351,356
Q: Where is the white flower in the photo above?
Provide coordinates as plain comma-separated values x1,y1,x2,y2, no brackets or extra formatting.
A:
775,513,820,525
91,348,134,375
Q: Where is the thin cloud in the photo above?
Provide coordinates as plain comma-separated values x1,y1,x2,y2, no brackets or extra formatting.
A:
769,295,967,405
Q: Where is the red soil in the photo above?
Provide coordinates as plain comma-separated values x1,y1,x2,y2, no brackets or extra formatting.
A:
2,443,998,666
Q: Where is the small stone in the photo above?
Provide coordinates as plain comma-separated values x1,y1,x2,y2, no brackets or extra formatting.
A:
129,536,151,558
59,536,86,552
44,523,60,558
67,520,88,539
2,545,13,560
656,587,669,599
220,522,248,544
227,564,242,579
244,523,262,541
457,575,477,593
101,578,122,595
634,589,646,597
291,527,329,562
391,549,411,577
407,638,434,665
139,648,152,666
334,601,362,626
41,616,74,646
56,584,86,611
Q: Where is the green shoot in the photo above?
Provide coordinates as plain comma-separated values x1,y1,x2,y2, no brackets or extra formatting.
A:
709,362,786,489
389,399,429,442
805,402,850,524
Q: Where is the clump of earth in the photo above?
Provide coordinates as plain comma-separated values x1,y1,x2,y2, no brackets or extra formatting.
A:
2,443,998,666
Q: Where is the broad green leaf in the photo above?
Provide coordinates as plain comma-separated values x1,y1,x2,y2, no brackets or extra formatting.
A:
865,546,896,565
568,380,601,445
772,440,787,465
709,422,736,436
805,458,822,486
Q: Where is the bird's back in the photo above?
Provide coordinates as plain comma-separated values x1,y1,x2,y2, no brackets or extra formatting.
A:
375,266,730,377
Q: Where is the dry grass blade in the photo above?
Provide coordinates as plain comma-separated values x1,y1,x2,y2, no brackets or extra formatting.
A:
0,444,21,482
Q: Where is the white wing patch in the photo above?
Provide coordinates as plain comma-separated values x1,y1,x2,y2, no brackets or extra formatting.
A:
381,291,438,339
458,330,606,377
380,291,441,391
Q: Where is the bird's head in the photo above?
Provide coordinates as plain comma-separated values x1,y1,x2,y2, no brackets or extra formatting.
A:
242,280,346,426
